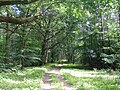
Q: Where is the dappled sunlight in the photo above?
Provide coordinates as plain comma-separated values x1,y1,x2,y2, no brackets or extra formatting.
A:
41,77,77,90
25,67,47,72
0,78,41,90
33,67,48,71
51,82,63,88
47,70,60,75
41,82,73,90
42,65,78,90
41,83,51,89
82,82,96,89
55,64,63,67
62,72,120,90
61,69,119,78
63,86,77,90
0,67,45,90
0,0,120,89
10,87,40,90
2,78,20,84
1,78,40,84
17,72,26,76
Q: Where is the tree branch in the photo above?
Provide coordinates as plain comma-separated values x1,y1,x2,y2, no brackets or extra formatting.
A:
46,30,62,41
48,36,67,50
0,0,39,6
0,15,40,24
0,25,21,35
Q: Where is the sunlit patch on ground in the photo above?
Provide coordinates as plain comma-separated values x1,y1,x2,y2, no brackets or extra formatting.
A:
41,83,51,89
61,69,119,78
61,68,120,90
42,65,78,90
0,67,45,90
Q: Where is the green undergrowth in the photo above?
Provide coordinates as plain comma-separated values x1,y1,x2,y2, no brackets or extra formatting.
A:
60,64,93,70
62,73,120,90
60,64,120,90
42,63,56,70
0,63,56,90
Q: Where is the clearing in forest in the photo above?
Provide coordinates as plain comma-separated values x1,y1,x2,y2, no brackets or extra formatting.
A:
0,64,120,90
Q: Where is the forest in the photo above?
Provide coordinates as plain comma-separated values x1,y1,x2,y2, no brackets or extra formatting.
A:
0,0,120,90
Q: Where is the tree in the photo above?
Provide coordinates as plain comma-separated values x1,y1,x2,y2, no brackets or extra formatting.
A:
0,0,119,70
0,0,40,24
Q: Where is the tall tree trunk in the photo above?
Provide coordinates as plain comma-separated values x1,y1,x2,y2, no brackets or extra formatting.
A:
41,39,48,64
19,29,26,69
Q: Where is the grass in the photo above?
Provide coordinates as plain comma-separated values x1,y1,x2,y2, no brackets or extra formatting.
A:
1,63,120,90
60,64,120,90
0,67,45,90
49,73,64,90
0,63,56,90
42,63,56,69
62,73,120,90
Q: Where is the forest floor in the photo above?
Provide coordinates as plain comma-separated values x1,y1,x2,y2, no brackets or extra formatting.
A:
41,64,77,90
0,63,120,90
60,64,120,90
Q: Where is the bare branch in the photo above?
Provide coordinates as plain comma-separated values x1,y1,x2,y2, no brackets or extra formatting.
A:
0,26,21,35
48,36,67,50
46,30,62,41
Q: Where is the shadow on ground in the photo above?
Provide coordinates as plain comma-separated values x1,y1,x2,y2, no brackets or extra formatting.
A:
59,64,93,70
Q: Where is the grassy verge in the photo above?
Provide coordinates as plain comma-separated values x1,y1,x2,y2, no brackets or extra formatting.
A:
62,72,120,90
0,63,56,90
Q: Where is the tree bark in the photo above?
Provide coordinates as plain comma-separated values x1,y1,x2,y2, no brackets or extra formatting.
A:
0,15,40,24
0,0,39,6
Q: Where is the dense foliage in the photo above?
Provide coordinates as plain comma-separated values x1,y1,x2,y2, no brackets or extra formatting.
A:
0,0,120,70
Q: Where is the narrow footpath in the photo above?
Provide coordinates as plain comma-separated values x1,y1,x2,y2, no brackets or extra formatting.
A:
42,64,77,90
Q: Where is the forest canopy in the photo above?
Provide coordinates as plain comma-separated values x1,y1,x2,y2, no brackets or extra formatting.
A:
0,0,120,70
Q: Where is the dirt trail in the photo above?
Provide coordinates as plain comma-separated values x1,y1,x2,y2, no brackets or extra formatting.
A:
42,64,77,90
